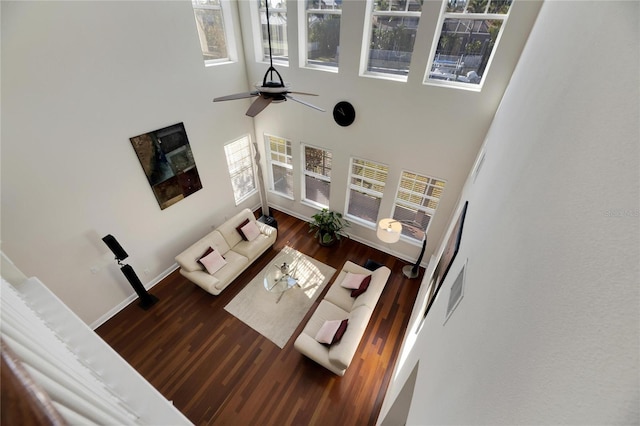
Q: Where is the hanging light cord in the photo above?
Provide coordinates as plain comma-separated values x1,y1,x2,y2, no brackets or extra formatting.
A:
265,1,274,76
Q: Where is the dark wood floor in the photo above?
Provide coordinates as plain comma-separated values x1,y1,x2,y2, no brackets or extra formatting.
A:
96,209,422,426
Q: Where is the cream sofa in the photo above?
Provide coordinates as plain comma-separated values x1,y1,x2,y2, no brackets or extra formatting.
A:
175,208,277,295
294,261,391,376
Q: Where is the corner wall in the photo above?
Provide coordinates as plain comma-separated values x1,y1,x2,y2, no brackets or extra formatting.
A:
382,1,640,424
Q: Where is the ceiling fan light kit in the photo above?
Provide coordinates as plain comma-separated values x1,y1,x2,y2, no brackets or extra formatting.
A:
213,2,324,117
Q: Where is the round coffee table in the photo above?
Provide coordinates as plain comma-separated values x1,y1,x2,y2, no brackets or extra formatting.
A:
264,254,299,303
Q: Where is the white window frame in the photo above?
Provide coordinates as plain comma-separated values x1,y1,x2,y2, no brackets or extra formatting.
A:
391,170,446,244
265,134,294,200
301,143,332,209
345,157,389,227
424,0,512,90
252,0,289,65
191,0,237,66
224,135,257,205
360,0,423,82
299,0,342,72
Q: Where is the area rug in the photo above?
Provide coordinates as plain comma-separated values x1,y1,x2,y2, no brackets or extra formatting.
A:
224,247,336,348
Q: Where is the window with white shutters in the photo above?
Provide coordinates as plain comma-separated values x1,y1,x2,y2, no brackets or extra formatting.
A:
392,171,445,241
346,158,389,225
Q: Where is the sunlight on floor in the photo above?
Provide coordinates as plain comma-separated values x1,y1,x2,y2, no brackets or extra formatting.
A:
283,247,324,300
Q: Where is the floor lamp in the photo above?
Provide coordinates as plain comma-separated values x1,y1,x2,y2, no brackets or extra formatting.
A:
377,218,427,279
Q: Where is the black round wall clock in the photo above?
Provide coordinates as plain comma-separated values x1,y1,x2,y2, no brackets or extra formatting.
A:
333,101,356,127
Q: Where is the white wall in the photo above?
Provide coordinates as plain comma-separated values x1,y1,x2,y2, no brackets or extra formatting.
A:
382,1,640,424
1,1,257,325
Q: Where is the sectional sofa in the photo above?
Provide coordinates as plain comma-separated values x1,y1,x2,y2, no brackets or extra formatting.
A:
294,261,391,376
175,208,277,295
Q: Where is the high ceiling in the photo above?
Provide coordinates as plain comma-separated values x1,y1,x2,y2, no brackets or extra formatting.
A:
0,0,541,325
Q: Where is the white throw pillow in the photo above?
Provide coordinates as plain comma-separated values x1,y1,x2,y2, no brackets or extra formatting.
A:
199,249,227,275
240,221,261,242
340,272,368,290
315,319,342,344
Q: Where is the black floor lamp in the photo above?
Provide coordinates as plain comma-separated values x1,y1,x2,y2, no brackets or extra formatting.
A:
102,234,158,310
376,218,427,279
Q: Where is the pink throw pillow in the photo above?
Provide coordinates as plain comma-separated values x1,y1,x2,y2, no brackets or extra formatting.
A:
240,221,261,242
199,249,227,275
197,247,214,269
315,319,349,345
340,272,370,290
236,218,250,240
315,319,342,344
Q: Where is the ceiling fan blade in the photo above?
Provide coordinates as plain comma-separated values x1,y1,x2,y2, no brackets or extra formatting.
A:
288,91,319,96
285,95,325,112
287,92,318,96
246,95,273,117
213,91,259,102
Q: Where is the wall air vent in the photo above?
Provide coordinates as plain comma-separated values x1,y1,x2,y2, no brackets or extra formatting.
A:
444,260,466,324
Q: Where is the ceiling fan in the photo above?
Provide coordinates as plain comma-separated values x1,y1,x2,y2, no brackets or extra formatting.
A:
213,1,324,117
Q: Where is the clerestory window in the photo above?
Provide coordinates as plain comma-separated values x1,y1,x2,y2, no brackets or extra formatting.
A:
362,0,423,80
191,0,237,65
302,0,342,71
258,0,288,64
425,0,512,88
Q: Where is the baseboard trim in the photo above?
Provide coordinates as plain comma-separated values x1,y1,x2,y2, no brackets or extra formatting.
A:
268,204,428,269
268,204,308,222
90,263,179,330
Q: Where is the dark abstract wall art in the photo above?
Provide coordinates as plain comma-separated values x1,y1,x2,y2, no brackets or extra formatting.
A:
130,123,202,210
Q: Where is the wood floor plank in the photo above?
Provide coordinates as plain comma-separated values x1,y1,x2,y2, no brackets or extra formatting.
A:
96,209,422,425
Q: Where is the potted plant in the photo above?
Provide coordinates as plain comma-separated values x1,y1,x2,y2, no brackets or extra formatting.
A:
309,208,350,246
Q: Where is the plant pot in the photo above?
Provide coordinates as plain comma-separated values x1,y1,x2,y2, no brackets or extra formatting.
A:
309,208,349,247
318,232,336,247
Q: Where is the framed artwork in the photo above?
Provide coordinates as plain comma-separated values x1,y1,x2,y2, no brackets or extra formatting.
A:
423,201,468,319
130,123,202,210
